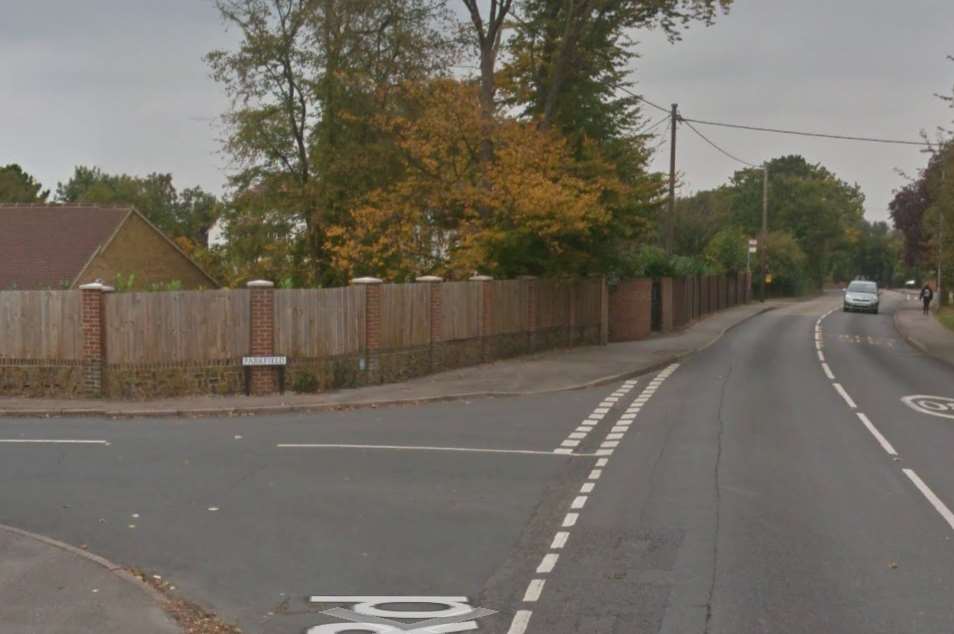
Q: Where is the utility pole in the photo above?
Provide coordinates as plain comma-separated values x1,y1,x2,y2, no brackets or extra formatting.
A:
760,166,768,303
667,104,678,254
940,165,947,305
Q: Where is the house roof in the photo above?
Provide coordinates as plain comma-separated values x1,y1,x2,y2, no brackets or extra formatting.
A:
0,204,132,290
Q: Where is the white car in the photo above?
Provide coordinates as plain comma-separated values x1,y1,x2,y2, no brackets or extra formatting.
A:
843,280,879,314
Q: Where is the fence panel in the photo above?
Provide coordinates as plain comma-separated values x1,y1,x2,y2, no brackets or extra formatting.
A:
106,290,249,364
0,291,82,360
379,284,431,350
440,282,480,342
574,278,604,327
274,287,365,358
536,280,572,330
488,280,529,335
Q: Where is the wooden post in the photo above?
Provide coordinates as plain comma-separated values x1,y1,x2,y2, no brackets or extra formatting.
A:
416,275,443,371
471,274,493,361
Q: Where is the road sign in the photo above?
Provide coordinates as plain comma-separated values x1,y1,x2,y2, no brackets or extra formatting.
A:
748,239,758,247
748,246,757,254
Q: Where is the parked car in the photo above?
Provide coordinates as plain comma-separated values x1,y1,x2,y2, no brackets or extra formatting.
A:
843,280,880,314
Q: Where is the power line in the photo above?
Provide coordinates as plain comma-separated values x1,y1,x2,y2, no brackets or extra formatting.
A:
683,116,931,147
618,86,671,115
682,120,760,168
637,115,671,136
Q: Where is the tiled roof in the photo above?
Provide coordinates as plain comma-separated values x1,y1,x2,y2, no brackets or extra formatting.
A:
0,204,131,289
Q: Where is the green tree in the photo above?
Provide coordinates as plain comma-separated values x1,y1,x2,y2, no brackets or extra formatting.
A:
763,230,808,295
729,156,864,289
0,164,49,203
207,0,458,286
704,226,748,272
56,166,222,247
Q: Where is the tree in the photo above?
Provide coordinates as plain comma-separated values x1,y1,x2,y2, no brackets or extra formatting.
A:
0,164,49,203
325,79,626,280
729,155,865,289
503,0,732,135
56,166,222,247
704,226,747,273
207,0,457,285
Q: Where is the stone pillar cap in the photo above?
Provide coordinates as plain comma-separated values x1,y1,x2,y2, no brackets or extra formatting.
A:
415,275,444,283
469,274,494,281
246,279,275,288
351,276,383,285
78,282,112,291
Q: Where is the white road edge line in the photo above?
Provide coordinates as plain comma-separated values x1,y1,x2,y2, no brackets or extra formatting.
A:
903,469,954,532
832,383,857,409
856,413,899,457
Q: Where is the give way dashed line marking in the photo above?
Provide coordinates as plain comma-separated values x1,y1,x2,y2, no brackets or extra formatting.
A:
0,439,110,445
506,365,679,634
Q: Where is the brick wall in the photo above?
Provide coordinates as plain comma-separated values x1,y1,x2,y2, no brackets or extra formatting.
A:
248,280,276,395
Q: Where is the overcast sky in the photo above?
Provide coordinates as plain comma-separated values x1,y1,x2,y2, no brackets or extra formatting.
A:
2,1,952,223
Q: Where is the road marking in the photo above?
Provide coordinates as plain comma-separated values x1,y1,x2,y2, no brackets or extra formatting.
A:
507,610,533,634
817,350,825,362
562,513,579,527
903,469,954,532
593,408,610,414
596,458,609,467
536,554,559,574
568,432,587,440
821,362,835,380
856,413,898,457
901,395,954,420
832,383,857,409
522,580,546,602
571,496,588,510
595,448,615,456
553,448,573,455
561,439,581,448
606,433,625,440
0,439,110,445
588,469,602,480
278,444,595,457
600,440,620,449
551,532,569,549
611,426,629,433
580,482,595,493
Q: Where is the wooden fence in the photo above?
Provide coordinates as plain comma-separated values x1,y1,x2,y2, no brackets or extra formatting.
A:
274,287,365,357
0,291,82,360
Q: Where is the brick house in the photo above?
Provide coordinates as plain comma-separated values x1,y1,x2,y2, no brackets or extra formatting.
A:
0,204,217,290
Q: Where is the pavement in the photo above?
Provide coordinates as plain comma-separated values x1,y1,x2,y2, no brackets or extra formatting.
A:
892,289,954,366
8,291,954,633
0,523,180,634
0,299,783,418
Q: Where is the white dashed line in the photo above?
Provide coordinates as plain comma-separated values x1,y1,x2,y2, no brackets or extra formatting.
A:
856,413,898,457
523,579,546,602
903,469,954,532
0,439,110,445
562,513,579,527
596,458,609,467
551,532,570,549
571,496,588,510
833,383,857,409
507,610,533,634
821,362,835,380
536,554,559,574
588,469,602,480
580,482,595,493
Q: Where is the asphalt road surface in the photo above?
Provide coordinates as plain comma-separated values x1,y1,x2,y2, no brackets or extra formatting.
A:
3,291,954,633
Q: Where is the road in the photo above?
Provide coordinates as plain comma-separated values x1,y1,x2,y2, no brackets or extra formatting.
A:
3,291,954,633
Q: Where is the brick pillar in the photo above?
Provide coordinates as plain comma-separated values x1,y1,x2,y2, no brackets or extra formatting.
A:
80,282,111,397
519,276,538,351
660,277,674,333
417,275,443,371
599,275,609,346
352,277,383,382
471,274,493,361
247,280,277,395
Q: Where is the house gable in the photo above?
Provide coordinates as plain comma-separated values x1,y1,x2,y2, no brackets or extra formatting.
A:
76,212,218,290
